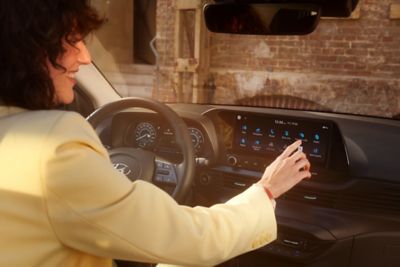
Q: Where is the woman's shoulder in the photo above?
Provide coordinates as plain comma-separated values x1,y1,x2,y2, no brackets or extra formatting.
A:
39,110,101,144
32,110,107,157
0,107,84,125
9,109,90,132
3,108,101,147
0,108,107,168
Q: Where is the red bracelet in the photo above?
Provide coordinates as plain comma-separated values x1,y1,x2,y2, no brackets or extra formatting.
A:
263,187,274,200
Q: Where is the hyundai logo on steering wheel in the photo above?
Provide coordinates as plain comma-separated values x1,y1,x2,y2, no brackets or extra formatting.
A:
113,163,132,176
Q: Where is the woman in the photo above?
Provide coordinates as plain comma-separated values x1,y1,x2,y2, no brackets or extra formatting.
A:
0,1,311,266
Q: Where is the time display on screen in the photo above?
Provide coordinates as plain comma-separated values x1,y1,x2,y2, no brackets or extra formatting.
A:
233,114,331,164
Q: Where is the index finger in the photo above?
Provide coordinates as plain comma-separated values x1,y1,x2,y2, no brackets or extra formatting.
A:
280,140,302,158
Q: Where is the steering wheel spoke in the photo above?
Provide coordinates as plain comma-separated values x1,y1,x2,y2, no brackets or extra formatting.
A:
154,159,178,185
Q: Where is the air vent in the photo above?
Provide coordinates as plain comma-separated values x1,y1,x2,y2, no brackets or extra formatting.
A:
282,181,400,217
336,182,400,216
282,187,337,209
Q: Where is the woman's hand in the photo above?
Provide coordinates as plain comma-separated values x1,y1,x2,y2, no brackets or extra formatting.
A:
257,140,311,199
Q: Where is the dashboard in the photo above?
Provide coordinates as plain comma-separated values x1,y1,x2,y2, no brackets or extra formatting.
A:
100,104,400,267
108,111,213,161
108,108,345,173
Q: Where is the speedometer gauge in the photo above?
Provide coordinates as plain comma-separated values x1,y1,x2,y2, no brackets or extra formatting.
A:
188,127,204,153
135,122,157,148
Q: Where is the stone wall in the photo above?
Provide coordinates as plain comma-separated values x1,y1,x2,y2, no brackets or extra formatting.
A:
156,0,400,118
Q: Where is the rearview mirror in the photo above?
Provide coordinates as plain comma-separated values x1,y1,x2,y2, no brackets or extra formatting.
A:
204,3,321,35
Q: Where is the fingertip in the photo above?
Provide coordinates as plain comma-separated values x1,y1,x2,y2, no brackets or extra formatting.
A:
290,139,301,147
299,171,312,180
291,140,301,147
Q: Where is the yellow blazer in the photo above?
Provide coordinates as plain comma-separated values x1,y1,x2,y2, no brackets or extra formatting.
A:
0,106,276,267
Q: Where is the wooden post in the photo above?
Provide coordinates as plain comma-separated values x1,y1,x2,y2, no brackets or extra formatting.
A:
174,0,209,103
174,7,185,102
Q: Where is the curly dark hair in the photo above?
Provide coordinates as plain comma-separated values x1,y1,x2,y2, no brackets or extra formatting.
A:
0,0,104,110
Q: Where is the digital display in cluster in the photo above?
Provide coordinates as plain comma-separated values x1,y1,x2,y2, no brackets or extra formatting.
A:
233,114,331,164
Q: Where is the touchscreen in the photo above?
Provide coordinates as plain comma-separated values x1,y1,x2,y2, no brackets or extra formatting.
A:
233,113,331,164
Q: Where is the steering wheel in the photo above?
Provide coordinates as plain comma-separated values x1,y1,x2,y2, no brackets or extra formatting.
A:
86,97,196,203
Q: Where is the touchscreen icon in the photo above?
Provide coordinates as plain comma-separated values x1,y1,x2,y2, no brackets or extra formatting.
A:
299,132,305,139
269,129,276,137
268,142,274,147
266,141,275,152
314,134,320,141
310,147,322,158
252,140,262,151
253,127,263,136
282,130,291,140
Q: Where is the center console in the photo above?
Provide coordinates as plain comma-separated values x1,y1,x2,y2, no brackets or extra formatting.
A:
191,109,352,265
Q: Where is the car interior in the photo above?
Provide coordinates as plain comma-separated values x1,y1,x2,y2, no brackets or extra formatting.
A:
66,0,400,266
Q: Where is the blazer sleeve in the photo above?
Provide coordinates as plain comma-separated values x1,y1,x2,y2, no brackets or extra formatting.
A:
41,112,277,266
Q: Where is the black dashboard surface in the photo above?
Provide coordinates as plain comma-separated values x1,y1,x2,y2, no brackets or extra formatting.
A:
102,103,400,267
170,104,400,182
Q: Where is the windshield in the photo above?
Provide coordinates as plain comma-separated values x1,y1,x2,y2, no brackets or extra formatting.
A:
87,0,400,120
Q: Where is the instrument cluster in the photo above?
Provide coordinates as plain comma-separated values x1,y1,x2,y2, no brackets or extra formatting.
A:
132,120,206,155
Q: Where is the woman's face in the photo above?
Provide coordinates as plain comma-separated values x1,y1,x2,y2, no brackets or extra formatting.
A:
47,39,91,105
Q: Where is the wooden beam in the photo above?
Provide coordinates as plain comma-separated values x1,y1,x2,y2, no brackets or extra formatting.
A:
175,0,202,10
390,4,400,19
174,11,183,59
174,73,184,102
173,0,210,103
174,10,184,101
194,9,202,63
175,58,199,73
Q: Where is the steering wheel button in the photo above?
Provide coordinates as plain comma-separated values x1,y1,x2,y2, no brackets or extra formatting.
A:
156,162,163,168
157,170,170,175
155,174,163,182
164,176,173,183
163,163,172,169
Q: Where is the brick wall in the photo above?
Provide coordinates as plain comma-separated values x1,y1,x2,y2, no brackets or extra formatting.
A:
156,0,400,118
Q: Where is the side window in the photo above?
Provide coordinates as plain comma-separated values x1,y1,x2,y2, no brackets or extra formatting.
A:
88,0,156,98
134,0,156,64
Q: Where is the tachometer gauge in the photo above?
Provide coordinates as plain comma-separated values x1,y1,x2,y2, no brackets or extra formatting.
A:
188,127,204,153
135,122,157,148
